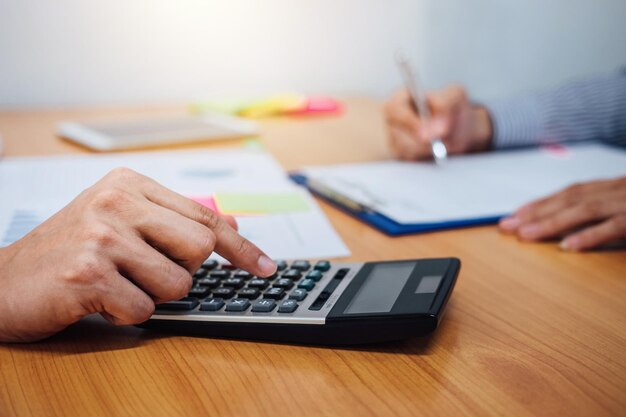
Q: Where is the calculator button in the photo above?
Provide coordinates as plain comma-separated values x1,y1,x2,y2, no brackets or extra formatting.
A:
291,260,311,271
234,271,253,279
222,277,245,288
314,260,331,271
282,269,302,280
263,287,286,300
297,279,316,291
289,289,308,301
278,299,299,313
275,260,288,271
212,287,236,299
335,268,350,278
197,277,220,288
210,270,231,279
220,264,237,270
238,288,260,299
248,278,270,289
193,267,209,278
252,299,276,312
157,297,199,311
188,285,211,298
202,259,219,270
273,278,294,289
305,270,323,281
200,298,225,311
225,298,251,312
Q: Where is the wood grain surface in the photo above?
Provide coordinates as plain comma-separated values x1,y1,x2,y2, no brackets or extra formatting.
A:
0,98,624,417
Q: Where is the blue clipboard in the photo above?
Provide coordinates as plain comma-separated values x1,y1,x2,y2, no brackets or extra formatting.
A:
290,173,503,236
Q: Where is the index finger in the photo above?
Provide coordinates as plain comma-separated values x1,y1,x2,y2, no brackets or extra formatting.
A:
136,174,277,278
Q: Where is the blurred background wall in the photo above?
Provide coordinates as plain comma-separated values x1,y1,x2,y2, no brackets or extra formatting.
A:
1,0,625,108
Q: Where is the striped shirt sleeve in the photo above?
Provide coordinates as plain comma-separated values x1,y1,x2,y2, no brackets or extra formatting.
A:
484,71,626,149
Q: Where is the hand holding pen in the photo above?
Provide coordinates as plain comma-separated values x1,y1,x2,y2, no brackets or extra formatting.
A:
385,55,493,162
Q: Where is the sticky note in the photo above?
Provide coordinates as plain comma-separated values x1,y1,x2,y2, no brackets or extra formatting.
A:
189,196,219,213
214,192,310,215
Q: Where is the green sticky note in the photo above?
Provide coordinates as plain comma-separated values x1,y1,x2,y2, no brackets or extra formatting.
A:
215,192,309,214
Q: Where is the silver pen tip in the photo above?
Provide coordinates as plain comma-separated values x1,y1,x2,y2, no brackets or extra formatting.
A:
432,140,448,163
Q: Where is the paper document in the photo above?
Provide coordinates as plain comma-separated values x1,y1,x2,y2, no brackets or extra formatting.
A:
301,144,626,224
0,149,349,260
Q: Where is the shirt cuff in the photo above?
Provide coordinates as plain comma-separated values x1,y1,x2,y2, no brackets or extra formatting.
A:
483,95,546,149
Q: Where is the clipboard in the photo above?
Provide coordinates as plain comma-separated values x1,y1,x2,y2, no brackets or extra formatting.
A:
290,144,626,237
290,173,501,236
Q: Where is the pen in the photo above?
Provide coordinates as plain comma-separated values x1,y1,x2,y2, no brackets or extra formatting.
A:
395,53,448,164
307,178,376,214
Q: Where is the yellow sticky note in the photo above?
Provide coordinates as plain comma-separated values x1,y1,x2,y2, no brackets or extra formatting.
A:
214,192,310,215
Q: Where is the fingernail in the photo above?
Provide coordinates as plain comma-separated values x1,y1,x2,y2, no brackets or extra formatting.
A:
519,223,541,240
499,216,521,231
560,237,580,252
257,255,277,277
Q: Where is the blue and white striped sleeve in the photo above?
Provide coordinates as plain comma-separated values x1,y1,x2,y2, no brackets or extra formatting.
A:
484,71,626,149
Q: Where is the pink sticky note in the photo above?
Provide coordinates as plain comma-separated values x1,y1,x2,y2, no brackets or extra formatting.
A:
542,144,571,159
286,97,343,115
189,196,219,213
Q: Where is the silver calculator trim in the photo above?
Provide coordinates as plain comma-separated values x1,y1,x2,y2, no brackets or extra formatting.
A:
150,263,362,325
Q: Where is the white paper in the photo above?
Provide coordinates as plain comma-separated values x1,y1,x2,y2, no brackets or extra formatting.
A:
301,144,626,224
0,148,349,260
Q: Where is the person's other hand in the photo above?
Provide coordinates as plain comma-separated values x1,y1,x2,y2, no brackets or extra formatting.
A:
0,168,276,342
499,177,626,251
384,85,493,160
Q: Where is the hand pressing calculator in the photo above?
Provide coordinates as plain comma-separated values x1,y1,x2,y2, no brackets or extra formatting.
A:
140,258,460,345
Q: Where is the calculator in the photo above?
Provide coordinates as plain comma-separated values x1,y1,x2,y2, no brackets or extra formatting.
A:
140,258,460,345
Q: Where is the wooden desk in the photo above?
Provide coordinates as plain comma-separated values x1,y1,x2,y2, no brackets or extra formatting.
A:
0,99,625,417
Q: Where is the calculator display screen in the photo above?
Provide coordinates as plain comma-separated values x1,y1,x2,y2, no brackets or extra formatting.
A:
343,262,416,314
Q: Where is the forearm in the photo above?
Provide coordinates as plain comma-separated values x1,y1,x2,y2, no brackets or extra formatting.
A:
484,71,626,149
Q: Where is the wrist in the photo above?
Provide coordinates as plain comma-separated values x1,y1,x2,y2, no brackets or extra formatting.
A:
469,106,493,151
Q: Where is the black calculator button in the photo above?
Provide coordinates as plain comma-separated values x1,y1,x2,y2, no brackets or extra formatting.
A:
335,268,350,278
263,287,285,300
248,278,269,289
305,270,323,282
282,269,302,280
251,299,276,312
297,279,316,291
210,270,231,279
225,298,251,312
238,288,260,299
289,289,308,301
212,287,235,299
220,264,237,271
273,278,294,289
291,260,311,271
200,298,225,311
314,260,331,271
202,259,219,270
188,285,211,298
275,260,288,271
157,297,199,311
193,267,209,278
222,278,245,288
197,277,220,288
278,299,298,313
234,271,253,279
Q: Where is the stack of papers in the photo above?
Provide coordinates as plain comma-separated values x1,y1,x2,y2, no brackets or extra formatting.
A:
0,149,349,260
